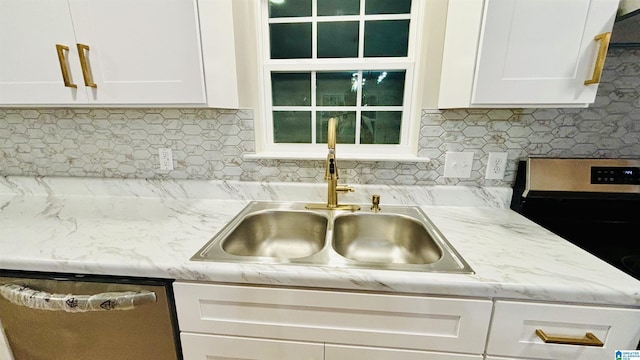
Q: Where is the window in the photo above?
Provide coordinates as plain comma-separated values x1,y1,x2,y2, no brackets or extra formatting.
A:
255,0,424,160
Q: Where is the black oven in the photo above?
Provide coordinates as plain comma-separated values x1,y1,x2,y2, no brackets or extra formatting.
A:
510,158,640,280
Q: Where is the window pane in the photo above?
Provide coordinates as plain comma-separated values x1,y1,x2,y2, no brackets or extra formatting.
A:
318,0,359,16
273,111,311,143
318,22,359,58
269,0,311,18
364,20,410,57
270,23,312,59
365,0,411,14
317,72,357,106
360,111,401,144
361,70,405,106
272,72,311,106
316,112,356,144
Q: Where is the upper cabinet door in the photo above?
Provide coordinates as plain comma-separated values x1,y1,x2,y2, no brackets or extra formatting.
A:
0,0,89,104
0,0,206,106
68,0,206,105
472,0,618,106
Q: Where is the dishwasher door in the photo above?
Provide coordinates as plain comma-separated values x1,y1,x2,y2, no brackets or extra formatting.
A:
0,271,179,360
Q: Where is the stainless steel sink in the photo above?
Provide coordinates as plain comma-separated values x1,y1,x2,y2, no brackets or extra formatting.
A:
332,214,442,265
221,210,327,258
191,201,474,273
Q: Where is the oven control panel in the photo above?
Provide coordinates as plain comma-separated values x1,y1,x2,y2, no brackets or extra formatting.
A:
591,166,640,184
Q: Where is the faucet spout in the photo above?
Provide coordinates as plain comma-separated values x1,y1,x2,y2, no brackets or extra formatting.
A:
325,117,337,180
328,117,336,151
306,117,360,211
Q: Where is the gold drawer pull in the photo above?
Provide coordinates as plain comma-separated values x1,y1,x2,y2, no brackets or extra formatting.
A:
55,44,77,88
535,329,604,347
77,43,97,88
584,32,611,85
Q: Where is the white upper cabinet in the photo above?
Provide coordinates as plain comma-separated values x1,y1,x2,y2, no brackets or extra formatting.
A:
67,0,206,105
436,0,620,108
0,0,239,107
0,0,88,104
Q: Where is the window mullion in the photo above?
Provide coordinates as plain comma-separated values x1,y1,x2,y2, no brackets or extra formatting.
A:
355,0,365,144
267,60,413,71
312,0,317,59
311,0,317,144
358,0,366,59
311,71,317,144
268,17,313,24
355,70,363,144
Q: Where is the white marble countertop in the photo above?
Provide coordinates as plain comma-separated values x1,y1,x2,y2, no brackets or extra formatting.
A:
1,176,639,307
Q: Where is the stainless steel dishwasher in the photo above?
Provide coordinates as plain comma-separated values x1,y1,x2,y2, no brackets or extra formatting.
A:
0,270,181,360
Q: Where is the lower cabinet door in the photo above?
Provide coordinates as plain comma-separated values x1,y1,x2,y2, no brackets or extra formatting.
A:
325,344,483,360
180,333,324,360
174,282,492,354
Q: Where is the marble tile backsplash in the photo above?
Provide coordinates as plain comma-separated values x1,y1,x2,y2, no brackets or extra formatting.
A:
1,48,639,187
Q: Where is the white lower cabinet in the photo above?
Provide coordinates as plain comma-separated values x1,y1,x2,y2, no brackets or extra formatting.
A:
326,344,482,359
173,282,640,360
180,333,324,360
173,282,493,359
180,334,483,360
486,300,640,360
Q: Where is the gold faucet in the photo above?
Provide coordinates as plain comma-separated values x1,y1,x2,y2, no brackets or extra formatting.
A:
306,117,361,211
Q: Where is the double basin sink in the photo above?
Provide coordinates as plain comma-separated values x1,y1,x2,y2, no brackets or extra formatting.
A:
191,201,474,273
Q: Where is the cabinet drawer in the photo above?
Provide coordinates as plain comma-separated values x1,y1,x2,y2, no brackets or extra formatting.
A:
487,300,640,360
181,333,323,360
325,344,482,359
174,282,492,354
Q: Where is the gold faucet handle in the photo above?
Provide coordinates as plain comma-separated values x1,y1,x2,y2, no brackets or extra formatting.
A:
336,185,354,193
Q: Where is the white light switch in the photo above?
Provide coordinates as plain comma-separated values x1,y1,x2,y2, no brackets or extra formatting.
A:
444,152,474,178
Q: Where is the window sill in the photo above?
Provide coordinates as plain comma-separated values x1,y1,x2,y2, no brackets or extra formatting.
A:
243,151,431,162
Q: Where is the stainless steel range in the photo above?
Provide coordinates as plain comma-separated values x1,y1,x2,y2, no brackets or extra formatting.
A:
511,158,640,280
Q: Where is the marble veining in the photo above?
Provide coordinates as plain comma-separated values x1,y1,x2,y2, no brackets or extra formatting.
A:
0,175,512,206
1,176,639,307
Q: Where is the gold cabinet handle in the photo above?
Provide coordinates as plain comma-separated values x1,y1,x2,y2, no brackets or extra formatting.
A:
77,43,97,88
55,44,77,88
584,32,611,85
535,329,604,347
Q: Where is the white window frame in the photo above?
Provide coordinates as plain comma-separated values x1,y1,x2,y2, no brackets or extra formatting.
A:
247,0,429,161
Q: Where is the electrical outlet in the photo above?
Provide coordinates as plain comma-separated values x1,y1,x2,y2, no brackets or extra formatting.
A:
444,152,474,178
485,152,508,180
158,148,174,171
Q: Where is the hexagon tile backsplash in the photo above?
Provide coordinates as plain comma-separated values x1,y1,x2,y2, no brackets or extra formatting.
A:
1,48,639,187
